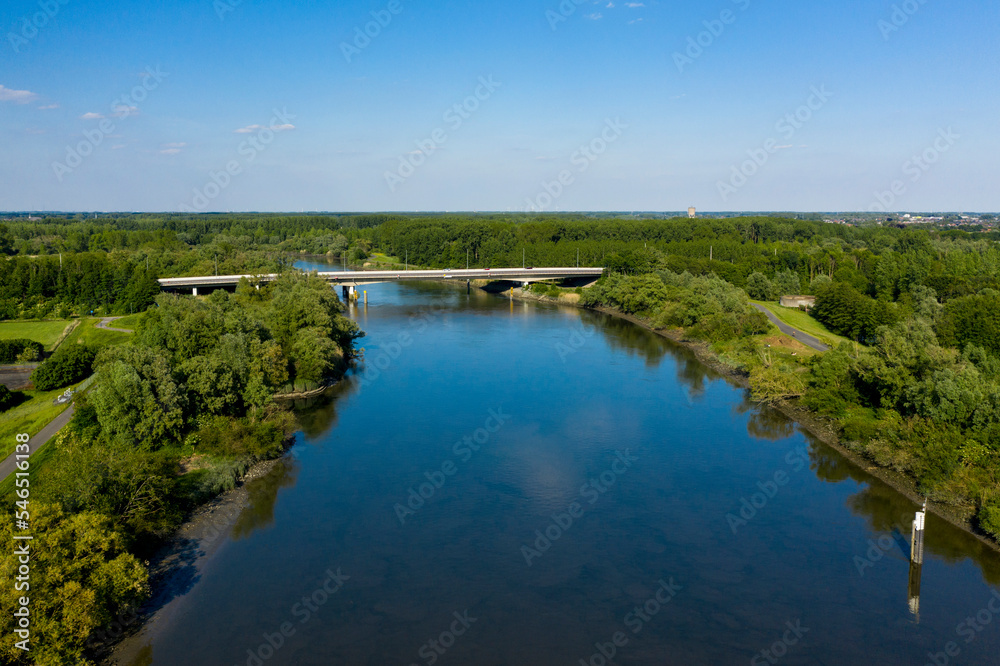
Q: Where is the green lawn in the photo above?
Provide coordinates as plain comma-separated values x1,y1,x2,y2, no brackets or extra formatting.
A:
111,312,146,331
61,317,132,348
752,301,854,348
0,320,74,351
0,437,56,498
366,253,403,268
0,386,77,459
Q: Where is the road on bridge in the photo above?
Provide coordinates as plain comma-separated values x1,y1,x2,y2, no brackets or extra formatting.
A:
159,267,605,291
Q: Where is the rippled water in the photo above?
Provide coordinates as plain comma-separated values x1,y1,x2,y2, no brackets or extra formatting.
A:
119,262,1000,666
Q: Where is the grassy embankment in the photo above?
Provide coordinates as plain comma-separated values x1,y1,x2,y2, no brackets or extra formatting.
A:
750,300,853,348
363,252,403,268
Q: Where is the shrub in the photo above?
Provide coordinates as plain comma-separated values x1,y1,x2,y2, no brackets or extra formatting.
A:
31,343,96,391
0,338,43,364
0,385,14,411
195,414,291,460
978,497,1000,539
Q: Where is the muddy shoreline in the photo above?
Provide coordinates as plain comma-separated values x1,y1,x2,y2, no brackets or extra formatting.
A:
514,287,1000,554
99,456,285,665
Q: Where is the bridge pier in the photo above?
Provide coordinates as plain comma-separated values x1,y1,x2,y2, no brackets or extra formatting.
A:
192,287,198,296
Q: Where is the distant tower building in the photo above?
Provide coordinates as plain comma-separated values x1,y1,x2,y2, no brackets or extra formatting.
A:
688,207,696,219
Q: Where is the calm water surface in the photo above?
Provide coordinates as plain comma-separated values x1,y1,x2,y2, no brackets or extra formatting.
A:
124,263,1000,665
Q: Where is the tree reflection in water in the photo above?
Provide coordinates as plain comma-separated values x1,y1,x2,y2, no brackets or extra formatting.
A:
231,457,299,541
733,397,796,441
804,430,1000,587
731,389,1000,589
291,374,361,440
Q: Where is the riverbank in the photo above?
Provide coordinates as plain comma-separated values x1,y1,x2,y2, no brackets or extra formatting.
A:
101,454,285,665
509,286,1000,553
101,388,344,662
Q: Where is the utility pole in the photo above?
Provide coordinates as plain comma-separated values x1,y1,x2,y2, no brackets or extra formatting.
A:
467,248,469,269
523,248,525,269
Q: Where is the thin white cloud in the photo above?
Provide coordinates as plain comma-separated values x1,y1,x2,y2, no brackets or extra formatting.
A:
159,141,186,154
628,18,644,23
111,144,126,150
0,85,38,104
111,105,138,118
38,103,58,110
585,12,603,19
625,2,645,6
80,112,104,120
605,1,615,6
234,122,296,134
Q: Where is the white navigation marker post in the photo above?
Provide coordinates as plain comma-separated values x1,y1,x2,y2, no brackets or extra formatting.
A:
908,501,927,621
911,501,926,565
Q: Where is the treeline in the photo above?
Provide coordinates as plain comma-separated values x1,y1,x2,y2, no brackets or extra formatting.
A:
0,253,160,319
0,214,392,255
0,273,362,665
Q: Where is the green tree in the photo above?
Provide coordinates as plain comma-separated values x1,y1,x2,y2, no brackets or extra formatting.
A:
772,269,801,297
745,272,775,301
31,344,96,391
0,503,148,665
89,346,185,447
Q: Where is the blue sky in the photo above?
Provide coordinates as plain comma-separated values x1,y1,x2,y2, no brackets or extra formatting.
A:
1,0,997,212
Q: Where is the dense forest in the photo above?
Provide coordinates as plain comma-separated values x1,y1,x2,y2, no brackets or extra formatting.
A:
3,211,1000,661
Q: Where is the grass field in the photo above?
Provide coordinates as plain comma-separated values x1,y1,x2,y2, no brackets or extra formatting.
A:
112,312,147,330
0,437,56,498
365,253,404,268
61,317,132,348
0,320,74,351
0,385,77,459
752,301,853,348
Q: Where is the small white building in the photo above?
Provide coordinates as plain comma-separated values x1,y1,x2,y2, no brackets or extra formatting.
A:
780,295,816,309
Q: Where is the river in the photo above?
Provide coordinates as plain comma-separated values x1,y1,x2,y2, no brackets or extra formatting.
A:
114,260,1000,665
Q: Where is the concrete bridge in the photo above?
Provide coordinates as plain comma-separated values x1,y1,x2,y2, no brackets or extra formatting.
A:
158,267,605,295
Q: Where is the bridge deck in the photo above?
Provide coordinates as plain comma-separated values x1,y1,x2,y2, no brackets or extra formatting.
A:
158,267,604,290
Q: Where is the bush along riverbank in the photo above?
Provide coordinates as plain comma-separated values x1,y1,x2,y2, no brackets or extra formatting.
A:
564,271,1000,549
0,273,363,666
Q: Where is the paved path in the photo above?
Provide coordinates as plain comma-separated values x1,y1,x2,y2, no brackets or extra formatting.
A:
751,303,829,352
96,316,134,333
0,404,74,481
